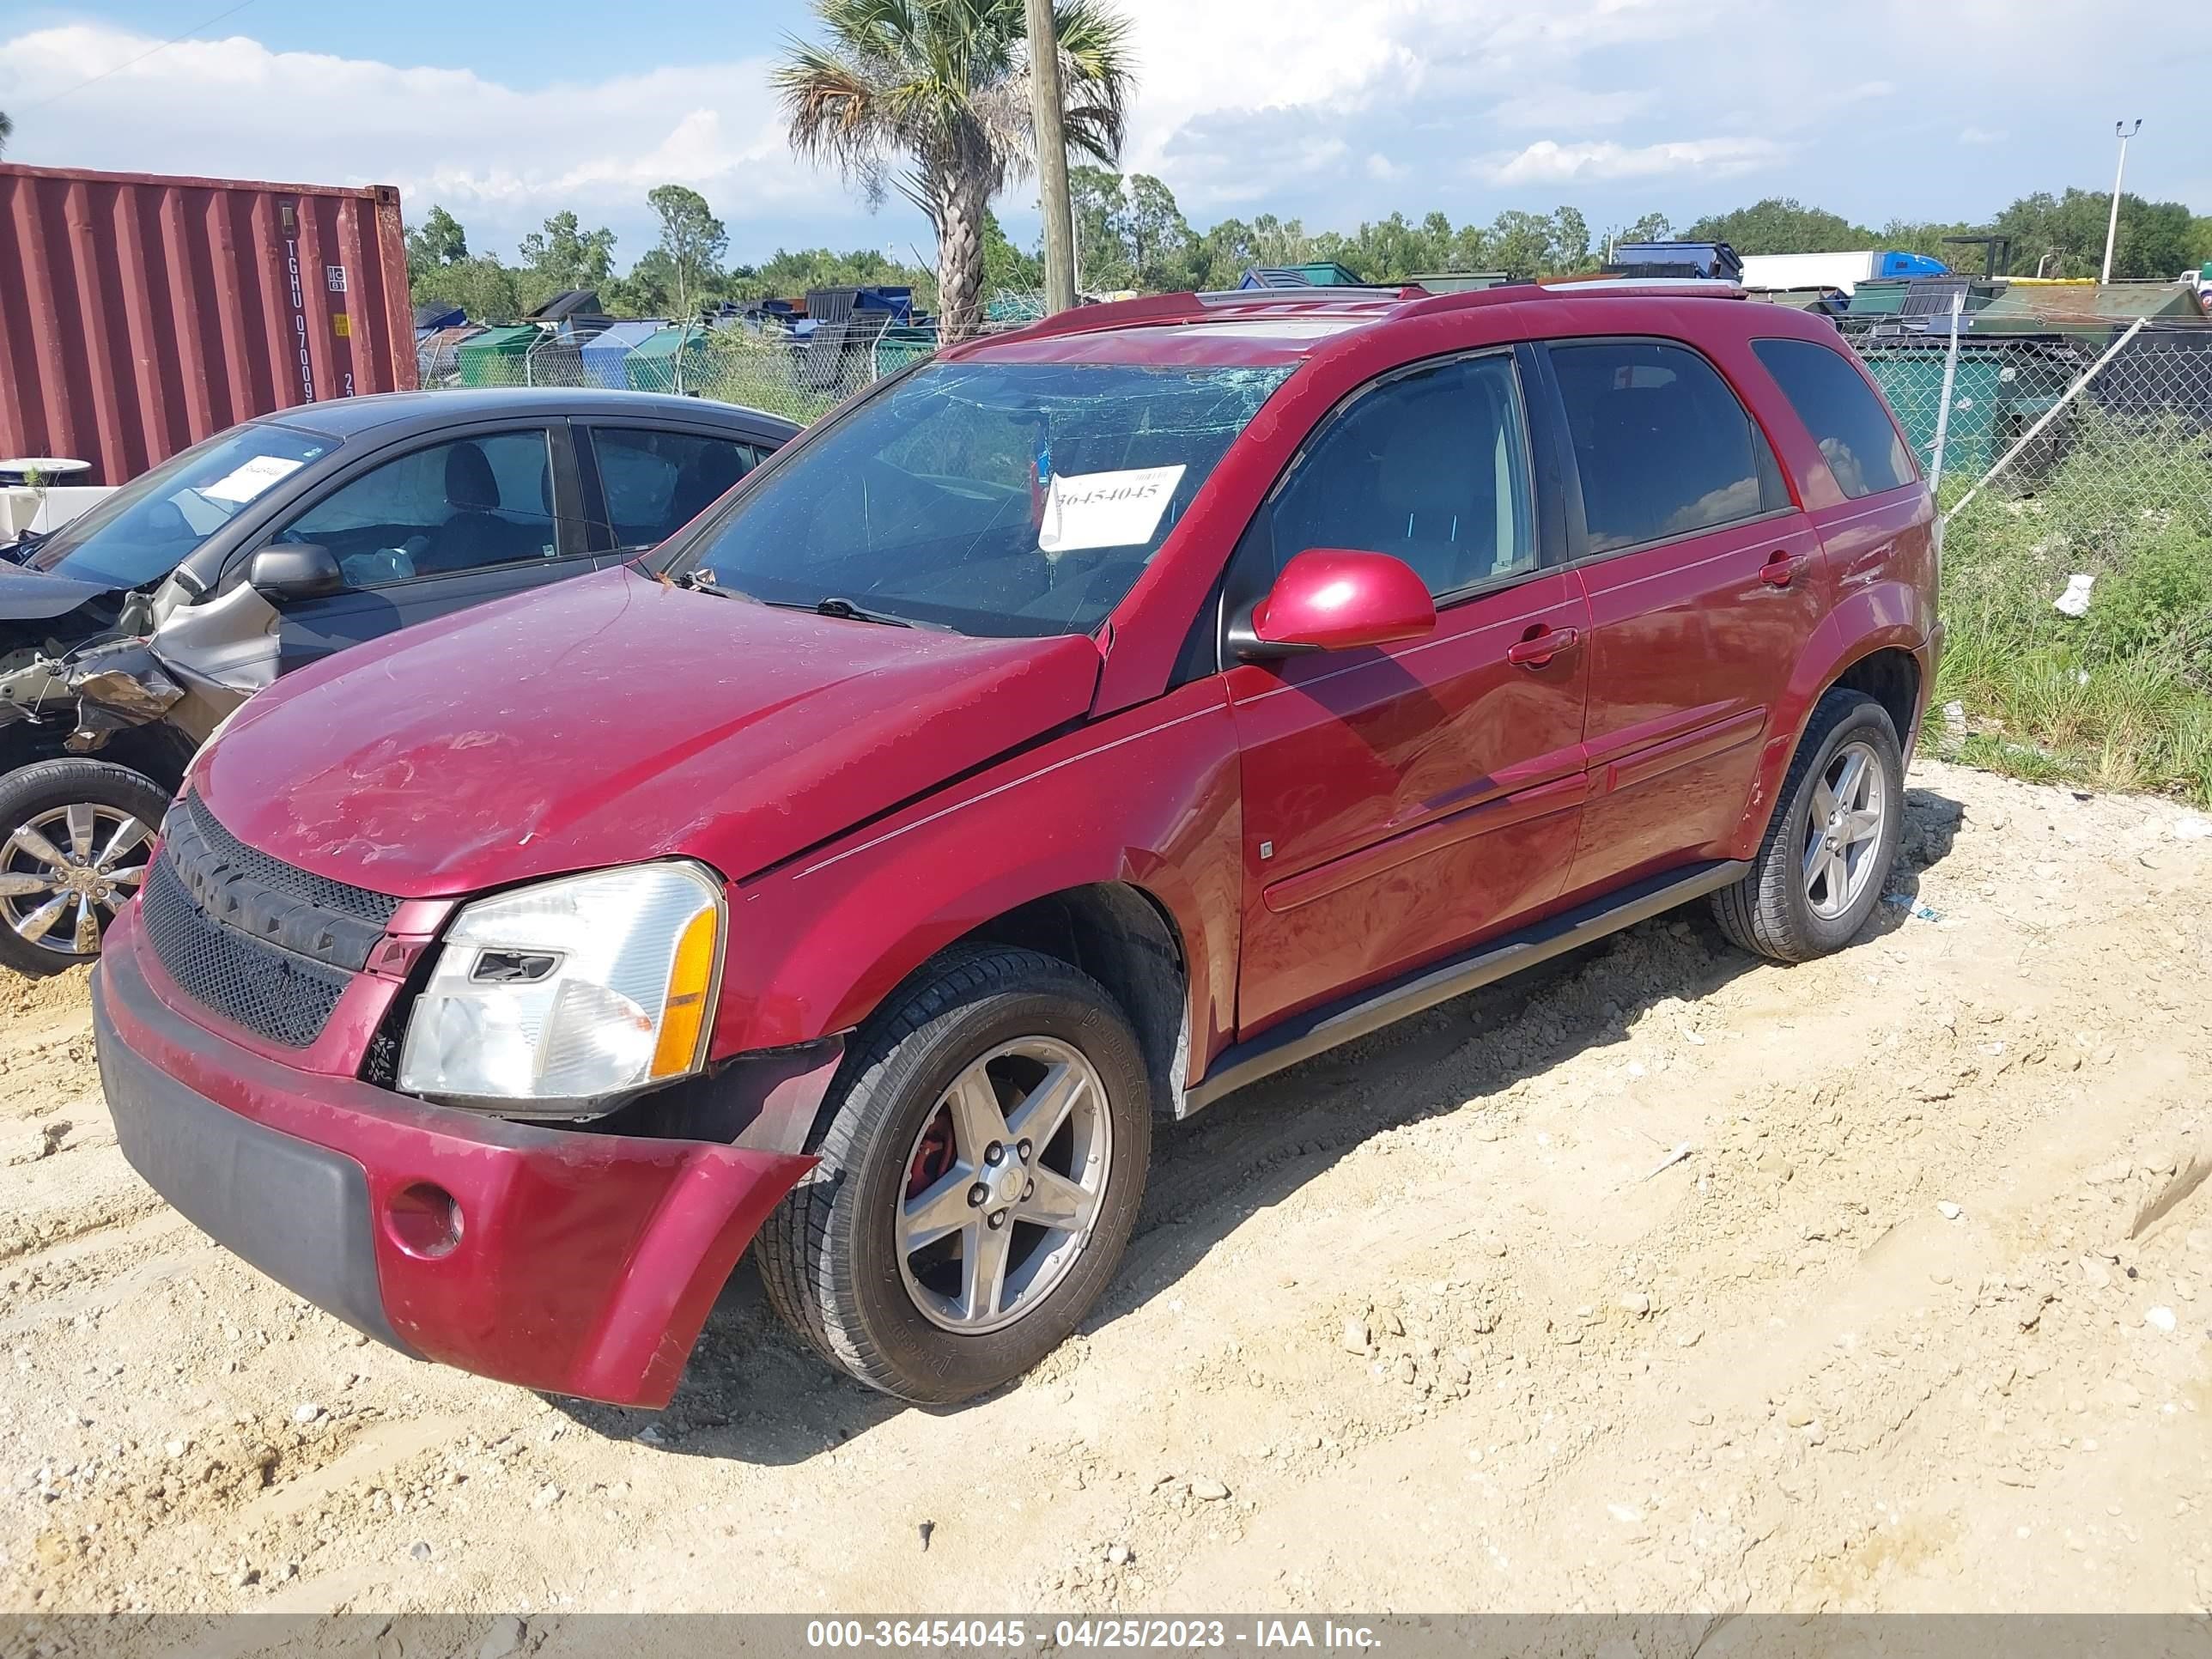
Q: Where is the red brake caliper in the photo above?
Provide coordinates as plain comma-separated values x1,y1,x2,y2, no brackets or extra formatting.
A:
906,1107,956,1199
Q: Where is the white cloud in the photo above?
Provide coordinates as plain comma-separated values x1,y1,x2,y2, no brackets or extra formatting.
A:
1960,125,2006,146
1486,137,1785,185
0,23,851,256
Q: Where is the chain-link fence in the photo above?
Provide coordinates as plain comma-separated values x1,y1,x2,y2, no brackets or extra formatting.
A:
1842,316,2212,526
416,289,1051,426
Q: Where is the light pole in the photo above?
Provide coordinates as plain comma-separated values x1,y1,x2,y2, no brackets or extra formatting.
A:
2100,118,2141,285
1025,0,1077,314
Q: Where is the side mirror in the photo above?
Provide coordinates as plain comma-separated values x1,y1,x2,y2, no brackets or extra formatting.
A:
246,544,344,604
1239,548,1437,659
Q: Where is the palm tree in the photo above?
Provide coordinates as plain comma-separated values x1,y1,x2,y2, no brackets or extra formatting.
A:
0,111,12,155
775,0,1135,340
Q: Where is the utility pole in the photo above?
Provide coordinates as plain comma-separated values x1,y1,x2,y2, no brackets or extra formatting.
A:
2101,118,2141,285
1025,0,1077,314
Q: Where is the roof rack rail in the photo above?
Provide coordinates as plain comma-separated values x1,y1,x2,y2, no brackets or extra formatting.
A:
1192,285,1424,305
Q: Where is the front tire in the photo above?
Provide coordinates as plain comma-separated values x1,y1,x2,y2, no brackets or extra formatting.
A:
757,946,1153,1404
0,760,172,979
1714,689,1903,963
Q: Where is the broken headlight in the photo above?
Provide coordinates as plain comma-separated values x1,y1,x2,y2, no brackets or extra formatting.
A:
397,861,724,1114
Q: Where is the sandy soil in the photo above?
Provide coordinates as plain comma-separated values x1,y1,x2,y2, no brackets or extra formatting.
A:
2,757,2209,1620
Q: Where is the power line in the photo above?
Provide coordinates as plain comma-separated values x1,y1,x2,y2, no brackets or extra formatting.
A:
21,1,260,113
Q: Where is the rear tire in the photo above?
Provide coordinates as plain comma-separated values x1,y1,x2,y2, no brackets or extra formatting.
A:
757,945,1152,1404
0,759,172,979
1714,689,1902,963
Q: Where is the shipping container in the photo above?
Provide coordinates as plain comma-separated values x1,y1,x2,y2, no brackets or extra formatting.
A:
0,161,416,486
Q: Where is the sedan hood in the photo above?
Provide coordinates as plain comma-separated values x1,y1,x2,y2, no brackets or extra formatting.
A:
0,562,116,621
198,566,1104,897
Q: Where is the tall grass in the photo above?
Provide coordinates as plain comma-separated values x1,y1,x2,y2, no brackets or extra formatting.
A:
1935,414,2212,803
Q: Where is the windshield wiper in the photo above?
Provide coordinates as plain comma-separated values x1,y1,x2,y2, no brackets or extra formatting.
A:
669,570,946,631
668,567,749,599
811,595,924,629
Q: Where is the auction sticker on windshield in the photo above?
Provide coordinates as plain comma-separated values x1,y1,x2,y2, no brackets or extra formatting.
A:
201,453,307,504
1036,465,1186,556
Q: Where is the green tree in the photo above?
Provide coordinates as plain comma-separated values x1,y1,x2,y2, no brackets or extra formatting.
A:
1994,188,2199,279
1067,164,1132,290
0,110,12,155
1684,198,1875,254
1486,210,1556,276
410,256,526,325
404,204,470,282
647,184,729,323
983,209,1043,294
517,210,618,295
1548,204,1593,271
1118,173,1191,289
775,0,1137,339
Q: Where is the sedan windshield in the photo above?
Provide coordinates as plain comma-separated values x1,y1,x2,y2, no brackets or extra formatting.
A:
676,359,1295,637
27,422,335,591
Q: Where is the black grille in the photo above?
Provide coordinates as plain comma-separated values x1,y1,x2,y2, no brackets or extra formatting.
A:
159,796,393,975
172,794,399,929
140,857,351,1048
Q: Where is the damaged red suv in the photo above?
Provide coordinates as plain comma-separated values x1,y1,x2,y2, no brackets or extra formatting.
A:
94,283,1937,1408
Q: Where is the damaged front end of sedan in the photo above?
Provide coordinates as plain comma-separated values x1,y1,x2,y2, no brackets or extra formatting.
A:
0,569,277,767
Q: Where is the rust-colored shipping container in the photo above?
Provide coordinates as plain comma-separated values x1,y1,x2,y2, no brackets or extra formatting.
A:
0,162,417,485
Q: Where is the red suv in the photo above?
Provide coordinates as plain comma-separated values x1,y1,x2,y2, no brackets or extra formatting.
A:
93,283,1937,1408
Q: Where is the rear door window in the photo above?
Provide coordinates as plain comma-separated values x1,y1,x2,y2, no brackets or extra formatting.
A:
1547,340,1787,554
590,428,763,550
1752,337,1917,498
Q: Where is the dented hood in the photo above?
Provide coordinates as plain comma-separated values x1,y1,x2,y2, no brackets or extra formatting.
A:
195,565,1104,897
0,562,117,622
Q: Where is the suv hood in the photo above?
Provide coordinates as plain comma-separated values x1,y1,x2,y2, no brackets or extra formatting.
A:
195,566,1105,897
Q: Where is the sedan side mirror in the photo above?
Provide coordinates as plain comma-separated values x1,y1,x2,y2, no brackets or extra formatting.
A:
246,544,344,604
1238,548,1437,659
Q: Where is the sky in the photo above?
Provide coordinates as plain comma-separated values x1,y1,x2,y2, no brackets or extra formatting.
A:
3,0,2209,274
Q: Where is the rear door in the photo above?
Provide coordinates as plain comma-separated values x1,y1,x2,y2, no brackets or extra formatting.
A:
252,421,603,672
576,424,769,554
1537,337,1826,897
1226,348,1592,1034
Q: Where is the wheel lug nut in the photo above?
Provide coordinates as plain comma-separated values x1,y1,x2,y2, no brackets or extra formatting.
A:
968,1183,988,1207
987,1210,1007,1230
984,1143,1004,1166
1022,1180,1035,1200
1017,1139,1032,1163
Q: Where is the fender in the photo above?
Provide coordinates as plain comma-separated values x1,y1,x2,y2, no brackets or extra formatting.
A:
1725,580,1936,860
707,678,1244,1090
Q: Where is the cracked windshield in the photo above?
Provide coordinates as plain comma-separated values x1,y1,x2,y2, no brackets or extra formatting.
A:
680,360,1292,637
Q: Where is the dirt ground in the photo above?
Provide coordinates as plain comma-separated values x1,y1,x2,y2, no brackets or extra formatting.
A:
3,756,2209,1620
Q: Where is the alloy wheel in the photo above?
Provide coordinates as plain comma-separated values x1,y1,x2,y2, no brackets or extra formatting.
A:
896,1036,1113,1335
1802,738,1885,921
0,804,152,958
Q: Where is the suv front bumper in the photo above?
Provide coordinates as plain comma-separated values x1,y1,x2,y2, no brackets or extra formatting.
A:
94,903,814,1408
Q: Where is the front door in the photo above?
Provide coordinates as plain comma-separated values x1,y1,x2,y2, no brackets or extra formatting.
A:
1227,349,1591,1035
254,423,604,672
1538,337,1828,897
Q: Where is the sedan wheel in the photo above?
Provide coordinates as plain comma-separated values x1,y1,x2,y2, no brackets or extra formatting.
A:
0,802,152,960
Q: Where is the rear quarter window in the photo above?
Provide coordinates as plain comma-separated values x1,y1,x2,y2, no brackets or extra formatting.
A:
1752,337,1917,499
